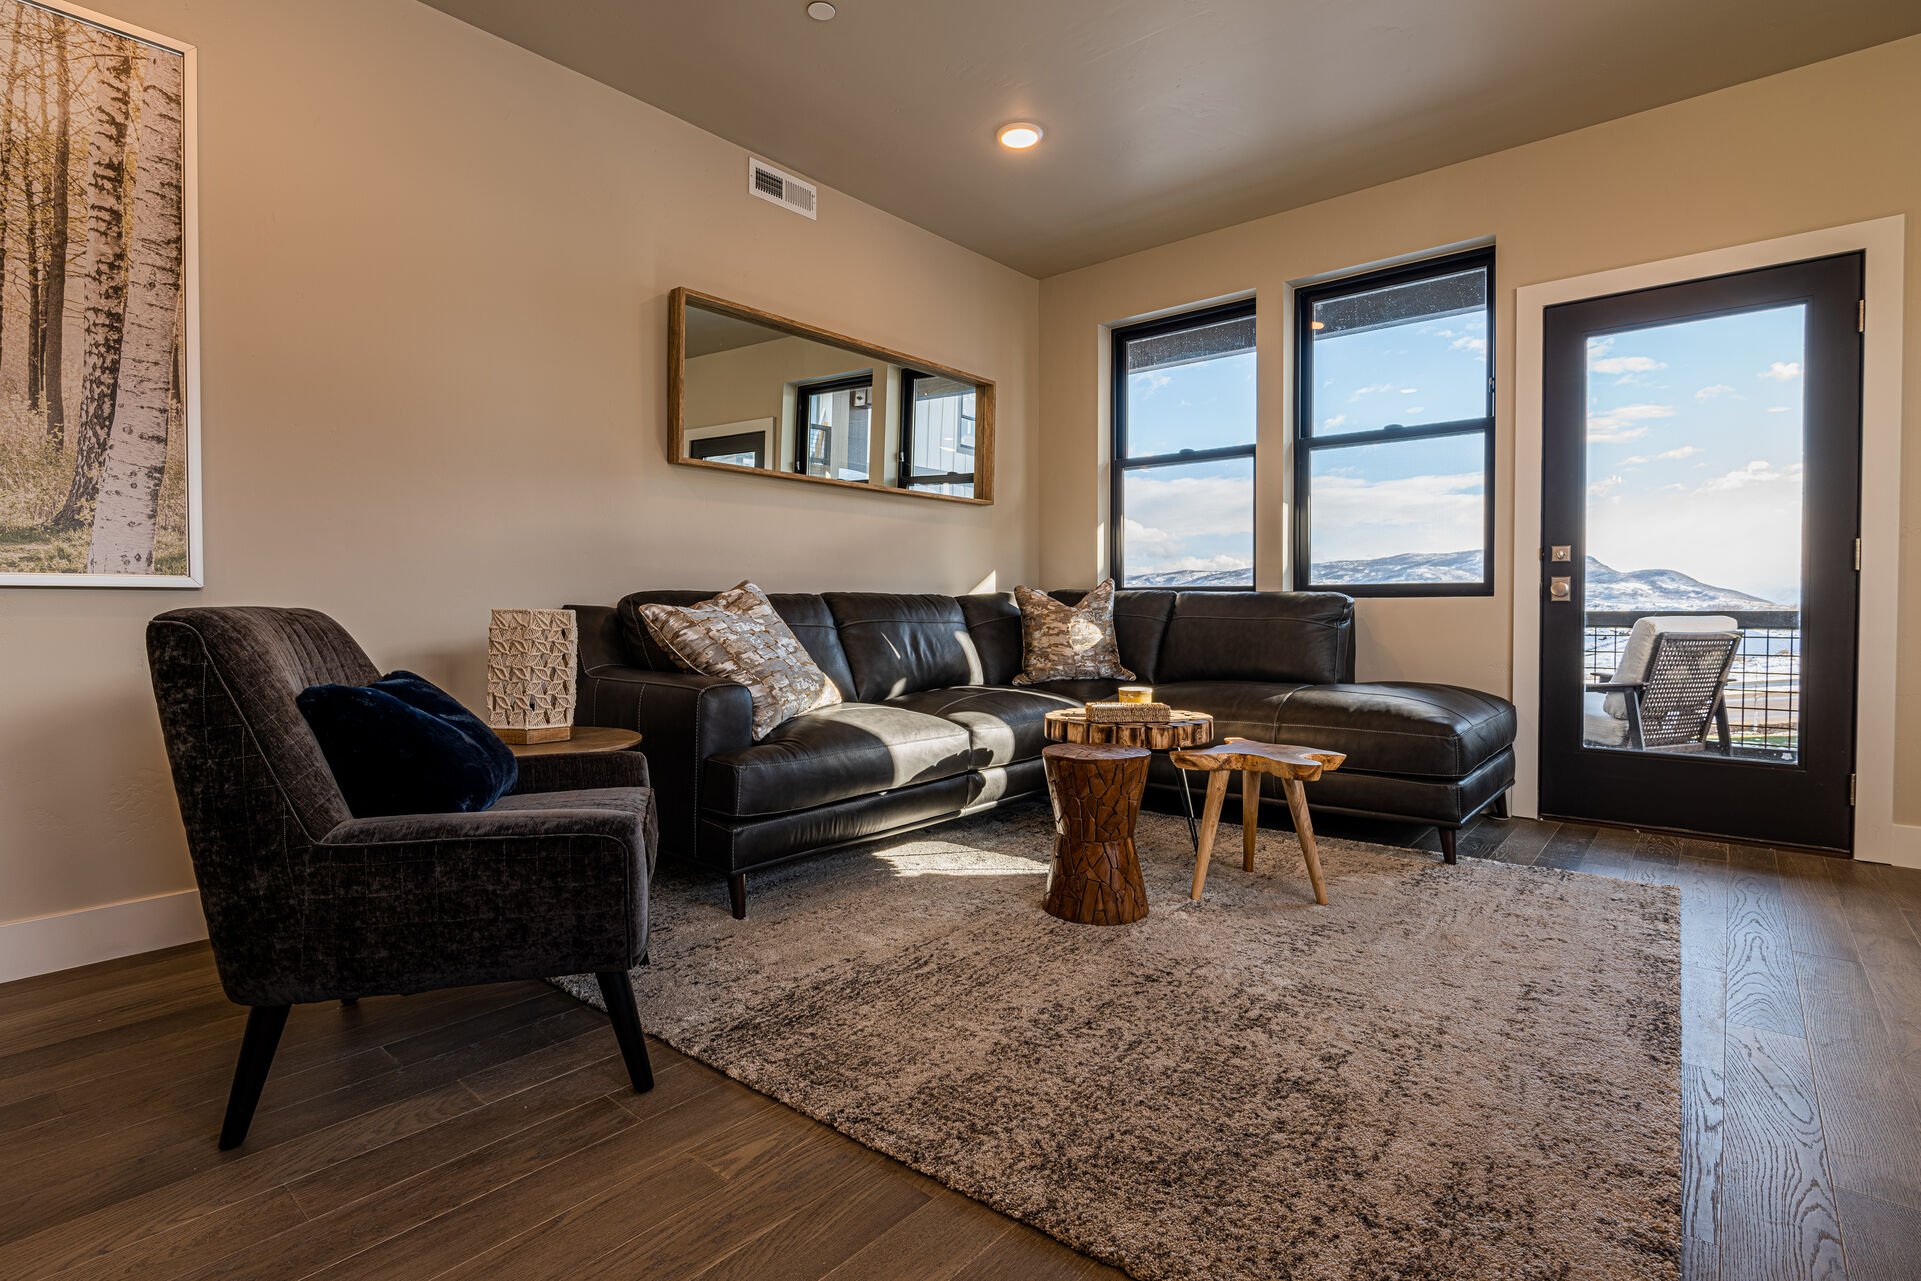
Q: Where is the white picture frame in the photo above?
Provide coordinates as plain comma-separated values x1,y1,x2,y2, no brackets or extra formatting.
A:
0,0,200,588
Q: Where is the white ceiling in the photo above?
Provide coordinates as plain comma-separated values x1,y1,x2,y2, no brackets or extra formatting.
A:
422,0,1921,278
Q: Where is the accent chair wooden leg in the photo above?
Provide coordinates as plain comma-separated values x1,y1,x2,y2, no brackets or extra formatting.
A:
1241,771,1260,872
1439,827,1459,865
220,1004,290,1150
1189,771,1231,900
595,971,656,1094
727,873,748,920
1279,777,1329,906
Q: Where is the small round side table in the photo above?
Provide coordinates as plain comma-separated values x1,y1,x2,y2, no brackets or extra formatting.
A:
500,726,642,758
1042,709,1215,846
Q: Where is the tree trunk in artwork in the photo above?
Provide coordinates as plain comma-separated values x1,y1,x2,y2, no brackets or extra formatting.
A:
0,6,24,374
42,19,73,444
87,49,185,574
49,40,132,533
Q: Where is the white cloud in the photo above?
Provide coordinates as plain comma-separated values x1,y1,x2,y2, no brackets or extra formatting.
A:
1406,407,1425,415
1591,355,1666,375
1398,387,1418,395
1451,335,1486,354
1306,470,1484,562
1655,445,1702,461
1120,472,1254,572
1586,402,1675,442
1621,456,1649,466
1347,383,1395,400
1766,406,1792,414
1589,474,1625,497
1698,459,1802,494
1322,414,1347,430
1695,384,1737,400
1759,361,1801,382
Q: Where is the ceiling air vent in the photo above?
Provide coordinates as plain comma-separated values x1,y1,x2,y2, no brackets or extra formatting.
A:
747,157,817,220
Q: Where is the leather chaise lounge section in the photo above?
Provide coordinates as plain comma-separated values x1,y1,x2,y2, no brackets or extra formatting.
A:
570,589,1517,917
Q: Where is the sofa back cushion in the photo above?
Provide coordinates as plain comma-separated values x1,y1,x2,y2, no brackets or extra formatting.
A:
1046,589,1177,683
617,590,857,701
824,593,979,701
1155,591,1354,684
959,593,1023,687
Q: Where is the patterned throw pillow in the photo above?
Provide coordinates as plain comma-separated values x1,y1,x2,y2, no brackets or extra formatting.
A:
1012,580,1135,685
639,583,842,739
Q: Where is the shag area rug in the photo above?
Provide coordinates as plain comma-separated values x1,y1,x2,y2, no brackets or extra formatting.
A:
556,804,1681,1280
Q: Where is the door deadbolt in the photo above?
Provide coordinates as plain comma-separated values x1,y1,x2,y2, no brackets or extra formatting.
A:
1550,545,1572,562
1549,577,1572,602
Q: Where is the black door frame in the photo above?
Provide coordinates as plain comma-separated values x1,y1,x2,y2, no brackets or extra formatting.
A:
1539,253,1864,852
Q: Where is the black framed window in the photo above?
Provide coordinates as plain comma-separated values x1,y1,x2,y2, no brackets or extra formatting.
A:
1110,300,1256,588
795,373,872,482
898,371,976,498
1294,249,1494,596
689,430,765,467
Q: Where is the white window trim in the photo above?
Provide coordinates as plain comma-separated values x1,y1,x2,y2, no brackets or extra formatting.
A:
1511,216,1910,866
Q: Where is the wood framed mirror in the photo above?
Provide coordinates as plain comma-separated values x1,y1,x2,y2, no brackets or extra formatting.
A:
668,287,995,505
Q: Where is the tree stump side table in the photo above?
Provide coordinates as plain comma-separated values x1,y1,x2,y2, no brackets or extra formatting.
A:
1041,743,1152,925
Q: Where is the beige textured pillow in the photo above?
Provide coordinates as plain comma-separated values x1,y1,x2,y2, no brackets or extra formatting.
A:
1012,580,1135,685
639,582,842,738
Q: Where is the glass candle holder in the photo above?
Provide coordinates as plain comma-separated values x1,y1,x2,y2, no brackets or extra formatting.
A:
1116,685,1153,704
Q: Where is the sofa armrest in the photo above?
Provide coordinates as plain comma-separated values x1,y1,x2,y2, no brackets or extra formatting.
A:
574,662,753,863
511,749,651,795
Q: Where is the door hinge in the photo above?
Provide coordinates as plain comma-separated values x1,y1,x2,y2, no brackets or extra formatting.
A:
1859,299,1866,332
1850,773,1857,806
1855,538,1863,572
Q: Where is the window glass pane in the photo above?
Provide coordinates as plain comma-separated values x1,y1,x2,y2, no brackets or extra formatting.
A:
1120,455,1253,587
1581,304,1804,761
1307,435,1485,584
904,374,976,497
799,379,871,482
1121,312,1255,457
1309,267,1486,434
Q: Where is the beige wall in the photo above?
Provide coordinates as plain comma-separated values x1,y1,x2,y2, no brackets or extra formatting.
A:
1039,35,1921,816
0,0,1038,929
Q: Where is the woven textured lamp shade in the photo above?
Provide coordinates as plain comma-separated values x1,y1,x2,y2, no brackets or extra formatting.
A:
487,608,578,743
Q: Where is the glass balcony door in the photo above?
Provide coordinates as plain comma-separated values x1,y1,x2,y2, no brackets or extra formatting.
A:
1539,254,1863,851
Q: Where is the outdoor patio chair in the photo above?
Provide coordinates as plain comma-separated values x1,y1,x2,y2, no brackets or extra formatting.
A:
1583,614,1741,752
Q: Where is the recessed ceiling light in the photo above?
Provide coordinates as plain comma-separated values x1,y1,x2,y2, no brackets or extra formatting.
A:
997,122,1043,150
806,2,836,19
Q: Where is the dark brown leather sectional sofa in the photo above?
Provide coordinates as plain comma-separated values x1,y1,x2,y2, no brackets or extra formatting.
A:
570,589,1516,917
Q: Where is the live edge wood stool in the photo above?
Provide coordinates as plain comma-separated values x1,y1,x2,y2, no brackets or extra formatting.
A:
1041,743,1152,925
1171,739,1347,905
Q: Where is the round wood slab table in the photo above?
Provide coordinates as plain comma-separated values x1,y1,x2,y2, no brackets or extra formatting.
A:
1043,709,1215,847
500,726,642,758
1040,743,1152,925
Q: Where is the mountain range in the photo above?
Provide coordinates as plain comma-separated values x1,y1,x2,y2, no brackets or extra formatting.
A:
1130,550,1786,611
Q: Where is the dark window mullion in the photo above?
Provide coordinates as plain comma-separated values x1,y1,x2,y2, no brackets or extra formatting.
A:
1301,416,1492,452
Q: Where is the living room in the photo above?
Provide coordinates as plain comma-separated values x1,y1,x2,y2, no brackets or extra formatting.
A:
3,0,1920,1277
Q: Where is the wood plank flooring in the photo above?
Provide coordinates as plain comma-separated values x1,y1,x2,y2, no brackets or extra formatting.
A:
3,811,1920,1279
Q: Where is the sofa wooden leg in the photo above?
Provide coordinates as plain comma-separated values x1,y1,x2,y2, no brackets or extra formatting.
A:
1490,790,1511,820
595,971,655,1094
1439,828,1459,865
728,873,748,920
220,1004,290,1150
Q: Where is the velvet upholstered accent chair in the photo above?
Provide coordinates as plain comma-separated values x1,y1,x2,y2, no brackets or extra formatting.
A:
146,606,659,1150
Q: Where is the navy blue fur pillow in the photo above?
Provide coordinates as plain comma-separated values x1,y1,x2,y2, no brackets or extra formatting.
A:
297,671,518,818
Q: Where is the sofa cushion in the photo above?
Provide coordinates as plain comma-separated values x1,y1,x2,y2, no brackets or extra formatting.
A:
823,593,981,701
638,583,843,739
959,593,1023,686
617,590,857,700
1145,681,1306,742
1271,682,1516,778
889,686,1079,768
1155,591,1353,685
701,702,973,817
296,671,518,818
1013,581,1134,684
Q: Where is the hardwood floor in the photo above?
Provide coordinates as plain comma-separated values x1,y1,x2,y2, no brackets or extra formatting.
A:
3,812,1920,1279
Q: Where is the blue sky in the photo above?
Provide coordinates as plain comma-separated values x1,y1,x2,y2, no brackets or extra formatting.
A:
1584,306,1805,604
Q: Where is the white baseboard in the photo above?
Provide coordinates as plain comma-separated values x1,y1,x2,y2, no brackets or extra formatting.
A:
0,889,208,984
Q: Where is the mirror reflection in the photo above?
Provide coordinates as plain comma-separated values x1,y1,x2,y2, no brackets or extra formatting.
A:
675,294,988,502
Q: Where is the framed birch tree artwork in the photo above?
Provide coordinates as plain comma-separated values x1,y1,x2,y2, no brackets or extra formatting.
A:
0,0,197,587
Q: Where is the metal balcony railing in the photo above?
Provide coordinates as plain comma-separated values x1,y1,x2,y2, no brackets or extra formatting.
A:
1583,609,1800,759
